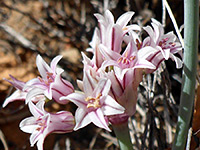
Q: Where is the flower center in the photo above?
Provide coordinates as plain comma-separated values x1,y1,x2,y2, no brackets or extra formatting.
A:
36,118,47,132
38,72,54,86
85,93,102,109
117,51,136,66
159,38,176,49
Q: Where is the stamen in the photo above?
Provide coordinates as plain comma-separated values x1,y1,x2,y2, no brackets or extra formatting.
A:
46,72,53,76
130,56,136,61
38,72,54,86
123,27,128,31
122,58,127,64
170,42,176,47
124,51,128,57
163,38,169,42
117,57,123,63
85,93,102,109
38,76,43,82
36,119,46,131
45,81,49,86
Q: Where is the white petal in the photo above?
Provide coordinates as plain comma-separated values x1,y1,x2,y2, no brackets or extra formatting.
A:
170,54,183,68
116,11,134,28
77,80,83,91
50,55,62,73
93,79,111,97
106,71,123,97
102,95,125,116
55,67,64,75
83,70,97,96
161,47,170,60
135,59,156,70
36,55,52,79
30,130,42,147
26,88,45,104
89,27,100,49
143,26,154,40
35,100,46,112
4,75,25,90
2,90,27,107
74,108,91,131
28,101,44,118
137,46,158,59
36,137,45,150
81,52,94,67
19,117,38,133
99,44,121,60
24,78,44,91
104,10,114,25
89,109,111,131
61,92,87,108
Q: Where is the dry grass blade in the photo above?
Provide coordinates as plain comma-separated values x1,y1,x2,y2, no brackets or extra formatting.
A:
100,132,118,147
162,0,184,47
89,128,101,150
0,130,8,150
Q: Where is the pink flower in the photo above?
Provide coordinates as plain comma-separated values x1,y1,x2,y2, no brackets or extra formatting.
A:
99,40,155,81
105,71,138,117
82,38,155,118
25,55,74,104
20,101,74,150
87,10,140,68
60,70,124,131
2,75,44,107
142,18,183,72
94,10,140,53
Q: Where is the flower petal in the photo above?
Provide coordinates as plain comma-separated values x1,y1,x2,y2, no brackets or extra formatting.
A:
74,108,91,131
104,10,114,25
93,79,111,97
19,117,38,133
50,55,62,73
102,95,125,115
116,11,134,28
30,130,43,147
106,71,123,98
36,137,44,150
36,55,52,79
28,101,45,118
2,90,27,107
99,44,120,60
83,70,97,96
26,88,45,104
89,109,111,131
4,75,25,90
60,92,87,108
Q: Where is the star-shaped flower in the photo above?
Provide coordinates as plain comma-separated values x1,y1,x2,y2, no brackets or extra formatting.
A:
60,70,124,131
2,75,44,107
142,18,183,71
25,55,74,104
20,100,74,150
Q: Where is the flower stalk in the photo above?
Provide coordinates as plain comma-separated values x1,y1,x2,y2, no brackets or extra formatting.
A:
112,121,133,150
172,0,199,149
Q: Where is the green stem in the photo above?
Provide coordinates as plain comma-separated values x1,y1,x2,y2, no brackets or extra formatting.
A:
172,0,199,149
112,121,133,150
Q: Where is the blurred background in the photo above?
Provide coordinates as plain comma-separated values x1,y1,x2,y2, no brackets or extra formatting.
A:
0,0,199,150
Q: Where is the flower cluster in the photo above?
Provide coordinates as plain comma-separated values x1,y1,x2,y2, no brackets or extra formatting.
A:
3,10,182,150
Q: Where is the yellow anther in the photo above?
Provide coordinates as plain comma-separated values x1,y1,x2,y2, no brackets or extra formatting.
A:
117,57,123,63
130,56,136,61
85,93,102,109
123,27,128,31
